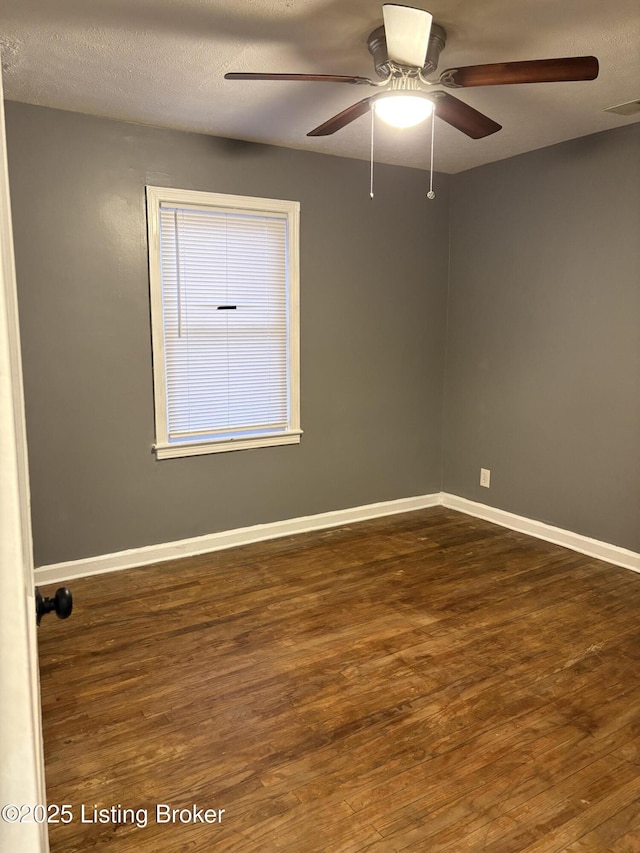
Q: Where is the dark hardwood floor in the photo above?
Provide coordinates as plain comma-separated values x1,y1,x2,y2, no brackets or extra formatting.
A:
37,507,640,851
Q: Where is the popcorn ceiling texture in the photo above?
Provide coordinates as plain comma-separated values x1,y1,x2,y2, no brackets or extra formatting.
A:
0,0,638,172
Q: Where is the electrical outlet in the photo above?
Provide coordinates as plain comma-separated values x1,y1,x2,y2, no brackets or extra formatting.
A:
480,468,491,488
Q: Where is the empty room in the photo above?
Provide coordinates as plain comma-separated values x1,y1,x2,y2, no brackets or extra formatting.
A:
1,0,639,851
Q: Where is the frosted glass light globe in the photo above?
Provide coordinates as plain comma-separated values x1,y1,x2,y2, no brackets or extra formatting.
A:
374,95,434,128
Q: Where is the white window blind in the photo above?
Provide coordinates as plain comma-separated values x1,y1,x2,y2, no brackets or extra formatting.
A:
147,187,301,458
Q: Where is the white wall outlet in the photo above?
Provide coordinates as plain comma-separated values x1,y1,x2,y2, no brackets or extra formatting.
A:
480,468,491,488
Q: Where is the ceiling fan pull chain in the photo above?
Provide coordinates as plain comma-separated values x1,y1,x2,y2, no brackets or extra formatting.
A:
427,109,436,200
370,107,375,199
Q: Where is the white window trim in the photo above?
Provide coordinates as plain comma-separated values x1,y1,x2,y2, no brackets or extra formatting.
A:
146,186,301,458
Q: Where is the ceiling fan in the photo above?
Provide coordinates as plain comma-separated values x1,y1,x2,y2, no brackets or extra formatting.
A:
225,4,599,140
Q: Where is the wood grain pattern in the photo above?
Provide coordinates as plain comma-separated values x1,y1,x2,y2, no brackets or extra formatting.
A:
37,507,640,851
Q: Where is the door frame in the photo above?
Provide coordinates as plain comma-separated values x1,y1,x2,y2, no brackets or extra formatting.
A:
0,61,50,852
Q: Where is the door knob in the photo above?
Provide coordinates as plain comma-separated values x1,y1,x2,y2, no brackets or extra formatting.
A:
35,587,73,626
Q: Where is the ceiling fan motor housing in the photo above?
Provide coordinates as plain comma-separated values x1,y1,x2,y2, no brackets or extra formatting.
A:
367,22,447,78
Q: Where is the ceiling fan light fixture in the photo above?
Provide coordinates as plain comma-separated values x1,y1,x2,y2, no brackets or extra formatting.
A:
373,94,434,128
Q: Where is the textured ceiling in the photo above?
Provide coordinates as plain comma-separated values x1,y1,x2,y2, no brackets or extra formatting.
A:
0,0,638,173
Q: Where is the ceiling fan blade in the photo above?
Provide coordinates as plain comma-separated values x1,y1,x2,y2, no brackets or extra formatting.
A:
307,98,374,137
439,56,599,88
432,92,502,139
382,4,433,67
224,72,374,85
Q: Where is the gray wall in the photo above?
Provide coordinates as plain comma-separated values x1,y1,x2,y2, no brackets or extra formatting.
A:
443,124,640,552
6,101,639,564
6,103,450,566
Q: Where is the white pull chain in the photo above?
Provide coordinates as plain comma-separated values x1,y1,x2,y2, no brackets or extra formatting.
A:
427,109,436,200
370,106,375,199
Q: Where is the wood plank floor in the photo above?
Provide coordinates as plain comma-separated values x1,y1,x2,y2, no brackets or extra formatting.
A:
37,507,640,852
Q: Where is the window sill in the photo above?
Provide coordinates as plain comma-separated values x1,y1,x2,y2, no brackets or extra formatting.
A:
154,430,302,459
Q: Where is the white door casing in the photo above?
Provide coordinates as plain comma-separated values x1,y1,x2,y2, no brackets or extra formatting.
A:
0,59,50,852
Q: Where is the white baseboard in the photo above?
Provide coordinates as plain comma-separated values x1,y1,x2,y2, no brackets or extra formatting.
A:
34,493,441,585
441,493,640,574
35,491,640,585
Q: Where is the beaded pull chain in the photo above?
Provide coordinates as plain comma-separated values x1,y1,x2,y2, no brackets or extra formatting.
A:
427,110,436,200
370,107,375,199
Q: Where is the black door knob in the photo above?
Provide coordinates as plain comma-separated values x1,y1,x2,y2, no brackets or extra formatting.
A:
35,587,73,626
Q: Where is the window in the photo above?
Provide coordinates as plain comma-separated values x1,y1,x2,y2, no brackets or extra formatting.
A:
146,186,301,459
